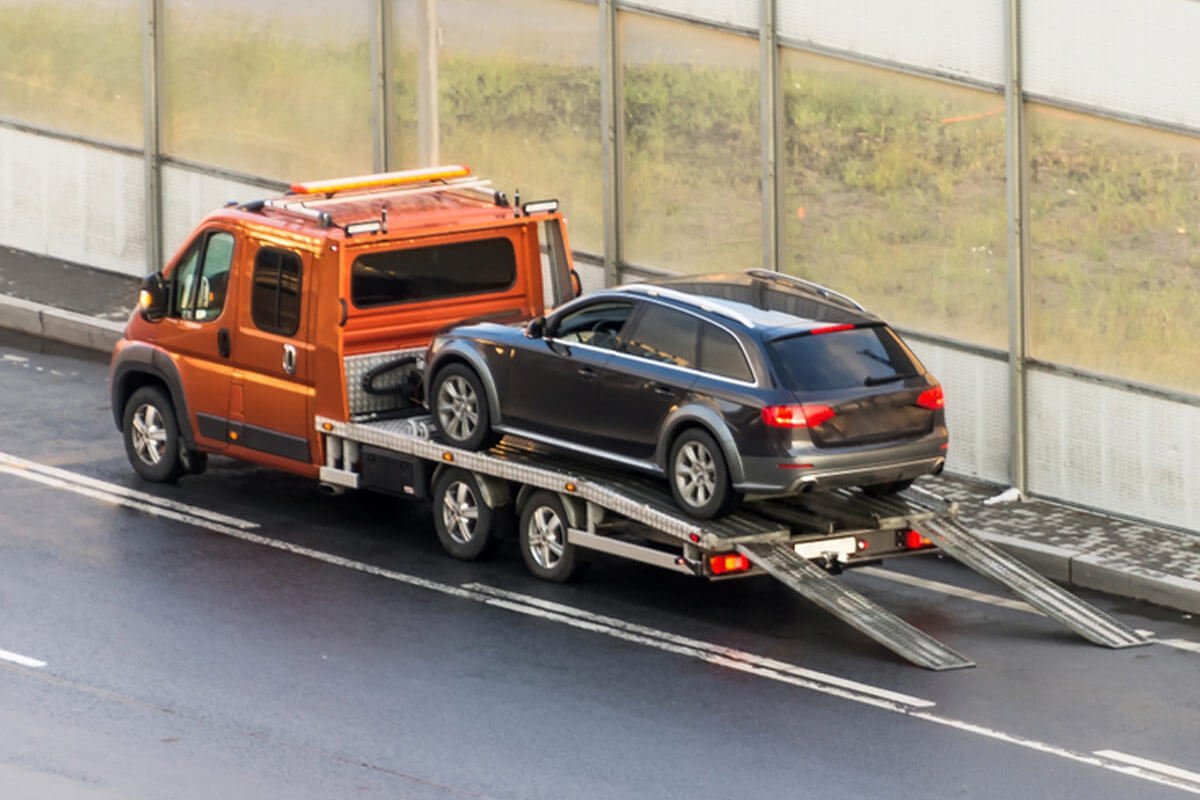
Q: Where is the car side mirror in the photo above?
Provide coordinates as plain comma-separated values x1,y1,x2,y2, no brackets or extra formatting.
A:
525,316,546,339
138,272,168,322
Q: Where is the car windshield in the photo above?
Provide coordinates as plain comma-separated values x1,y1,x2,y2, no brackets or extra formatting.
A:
768,325,918,392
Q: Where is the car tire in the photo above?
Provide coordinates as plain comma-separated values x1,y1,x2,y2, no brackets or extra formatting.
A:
431,363,499,451
122,385,184,483
519,491,586,582
432,468,502,560
668,428,739,520
861,479,914,498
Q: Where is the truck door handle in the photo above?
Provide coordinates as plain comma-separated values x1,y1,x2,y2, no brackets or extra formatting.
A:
217,328,230,358
282,344,297,376
577,367,598,381
654,385,675,398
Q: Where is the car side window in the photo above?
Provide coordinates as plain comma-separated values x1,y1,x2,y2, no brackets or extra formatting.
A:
171,230,234,322
698,322,753,382
251,247,303,336
623,305,700,368
552,301,633,350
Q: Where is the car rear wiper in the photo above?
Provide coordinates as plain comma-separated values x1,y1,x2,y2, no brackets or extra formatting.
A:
864,372,917,386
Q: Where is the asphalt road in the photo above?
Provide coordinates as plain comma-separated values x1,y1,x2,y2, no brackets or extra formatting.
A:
2,336,1199,799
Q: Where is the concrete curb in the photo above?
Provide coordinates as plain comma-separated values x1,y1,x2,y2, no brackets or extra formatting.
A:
0,294,123,354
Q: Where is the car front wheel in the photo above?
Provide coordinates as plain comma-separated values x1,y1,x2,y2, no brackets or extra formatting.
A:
431,363,499,451
668,428,738,520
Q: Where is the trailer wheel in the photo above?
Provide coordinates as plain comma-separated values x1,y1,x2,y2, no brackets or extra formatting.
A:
122,386,184,483
519,491,586,582
432,468,500,560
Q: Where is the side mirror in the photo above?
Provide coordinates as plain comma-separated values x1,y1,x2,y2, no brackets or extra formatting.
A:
138,272,168,322
569,269,582,299
525,316,546,339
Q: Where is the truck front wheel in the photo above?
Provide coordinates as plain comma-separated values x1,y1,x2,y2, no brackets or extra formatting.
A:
122,385,184,483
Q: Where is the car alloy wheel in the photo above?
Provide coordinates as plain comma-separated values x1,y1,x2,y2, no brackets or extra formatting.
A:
131,402,168,467
674,440,717,508
436,374,479,442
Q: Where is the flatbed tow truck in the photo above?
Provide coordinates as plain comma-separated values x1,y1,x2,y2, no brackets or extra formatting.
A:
111,165,1148,670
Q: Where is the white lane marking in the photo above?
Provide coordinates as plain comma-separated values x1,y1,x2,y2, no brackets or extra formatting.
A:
856,565,1038,614
0,649,46,668
8,460,1200,795
1096,751,1200,785
462,582,933,708
1,354,30,363
0,452,259,530
1159,638,1200,654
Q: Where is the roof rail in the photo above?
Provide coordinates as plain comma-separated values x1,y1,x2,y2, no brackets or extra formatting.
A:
745,269,865,312
622,284,756,328
259,199,333,228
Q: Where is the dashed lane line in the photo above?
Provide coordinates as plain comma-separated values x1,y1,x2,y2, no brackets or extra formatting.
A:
0,649,46,668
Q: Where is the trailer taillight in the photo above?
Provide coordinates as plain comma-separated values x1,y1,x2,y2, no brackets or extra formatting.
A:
903,529,933,549
709,554,752,575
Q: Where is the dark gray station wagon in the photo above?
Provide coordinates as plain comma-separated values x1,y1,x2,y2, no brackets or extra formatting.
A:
425,270,948,519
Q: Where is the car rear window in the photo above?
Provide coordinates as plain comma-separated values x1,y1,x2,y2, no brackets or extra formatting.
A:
768,325,918,391
351,237,516,308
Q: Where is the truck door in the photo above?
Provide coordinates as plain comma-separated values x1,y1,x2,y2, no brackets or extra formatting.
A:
226,244,315,470
154,227,237,451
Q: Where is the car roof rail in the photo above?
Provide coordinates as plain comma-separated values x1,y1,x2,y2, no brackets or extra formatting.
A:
621,284,757,328
745,269,865,312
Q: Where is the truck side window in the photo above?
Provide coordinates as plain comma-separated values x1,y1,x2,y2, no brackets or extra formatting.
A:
172,230,234,322
350,237,516,308
251,247,303,336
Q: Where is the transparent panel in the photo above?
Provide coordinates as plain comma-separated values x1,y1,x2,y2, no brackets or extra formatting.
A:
435,0,601,254
1029,107,1200,394
162,0,374,181
390,0,419,170
621,13,760,273
781,48,1007,347
0,0,142,144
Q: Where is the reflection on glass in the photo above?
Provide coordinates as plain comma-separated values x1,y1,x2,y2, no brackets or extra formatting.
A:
1029,106,1200,393
781,48,1007,347
435,0,601,253
162,0,374,181
621,12,760,273
0,1,142,144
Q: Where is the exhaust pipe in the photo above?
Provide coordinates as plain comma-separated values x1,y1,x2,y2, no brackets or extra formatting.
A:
933,458,946,475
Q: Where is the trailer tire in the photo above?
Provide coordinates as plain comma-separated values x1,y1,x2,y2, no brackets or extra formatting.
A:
122,386,184,483
432,468,500,560
519,491,586,582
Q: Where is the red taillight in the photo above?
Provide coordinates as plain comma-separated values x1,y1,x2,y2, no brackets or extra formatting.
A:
810,323,855,336
709,554,752,575
916,385,945,410
903,529,933,549
762,404,836,428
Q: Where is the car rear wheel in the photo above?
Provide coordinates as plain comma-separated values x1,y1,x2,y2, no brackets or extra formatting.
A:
668,428,738,520
519,491,586,582
122,385,184,483
862,479,914,498
432,363,499,451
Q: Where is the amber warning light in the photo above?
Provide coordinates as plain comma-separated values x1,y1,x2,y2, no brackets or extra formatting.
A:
290,165,471,195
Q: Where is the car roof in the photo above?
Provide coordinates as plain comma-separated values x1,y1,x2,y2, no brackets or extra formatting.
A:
616,270,879,337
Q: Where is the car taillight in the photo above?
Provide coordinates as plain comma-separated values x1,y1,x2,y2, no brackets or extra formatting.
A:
709,554,752,575
916,385,944,410
762,404,836,428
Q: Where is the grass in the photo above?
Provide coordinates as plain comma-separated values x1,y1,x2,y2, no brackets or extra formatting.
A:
0,2,1196,392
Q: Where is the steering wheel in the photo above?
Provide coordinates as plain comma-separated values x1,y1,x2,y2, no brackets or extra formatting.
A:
590,319,619,348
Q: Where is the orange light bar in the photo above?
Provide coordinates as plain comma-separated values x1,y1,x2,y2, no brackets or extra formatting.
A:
290,165,471,195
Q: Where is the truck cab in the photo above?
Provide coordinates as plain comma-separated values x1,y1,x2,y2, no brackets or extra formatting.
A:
110,165,577,483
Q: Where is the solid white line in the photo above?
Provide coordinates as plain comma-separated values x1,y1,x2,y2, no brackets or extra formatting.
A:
856,565,1039,614
1158,638,1200,654
0,649,46,668
462,582,935,709
1095,750,1200,785
0,452,259,530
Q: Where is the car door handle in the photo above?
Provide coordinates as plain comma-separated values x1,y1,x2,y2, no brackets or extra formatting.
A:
577,367,598,381
653,385,675,398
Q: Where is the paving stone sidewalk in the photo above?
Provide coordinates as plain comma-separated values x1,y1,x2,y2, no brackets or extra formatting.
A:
1,247,1198,614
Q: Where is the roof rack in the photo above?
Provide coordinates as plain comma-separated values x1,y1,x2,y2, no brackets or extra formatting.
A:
622,284,757,328
745,269,865,312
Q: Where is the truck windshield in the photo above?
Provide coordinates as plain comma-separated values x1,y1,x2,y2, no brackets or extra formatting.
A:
768,325,919,392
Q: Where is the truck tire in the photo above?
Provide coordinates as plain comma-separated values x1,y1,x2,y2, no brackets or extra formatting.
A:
122,385,184,483
431,363,499,451
519,491,586,582
432,468,500,560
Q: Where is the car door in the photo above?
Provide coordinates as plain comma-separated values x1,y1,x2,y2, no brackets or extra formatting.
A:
592,302,700,461
502,299,634,449
226,243,315,469
153,227,237,451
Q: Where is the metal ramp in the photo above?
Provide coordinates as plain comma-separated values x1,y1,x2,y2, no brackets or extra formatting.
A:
737,541,975,671
914,516,1150,650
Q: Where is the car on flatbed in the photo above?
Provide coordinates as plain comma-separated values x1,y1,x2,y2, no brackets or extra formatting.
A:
425,270,949,518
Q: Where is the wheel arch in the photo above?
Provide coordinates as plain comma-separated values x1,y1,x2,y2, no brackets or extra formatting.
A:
656,406,745,485
426,344,501,424
110,344,196,451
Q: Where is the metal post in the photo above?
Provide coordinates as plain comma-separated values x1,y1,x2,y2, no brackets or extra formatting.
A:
759,0,782,273
417,0,439,166
373,0,395,172
600,0,621,288
141,0,164,274
1004,0,1030,492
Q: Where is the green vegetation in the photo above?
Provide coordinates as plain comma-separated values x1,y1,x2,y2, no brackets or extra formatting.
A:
0,3,1196,392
